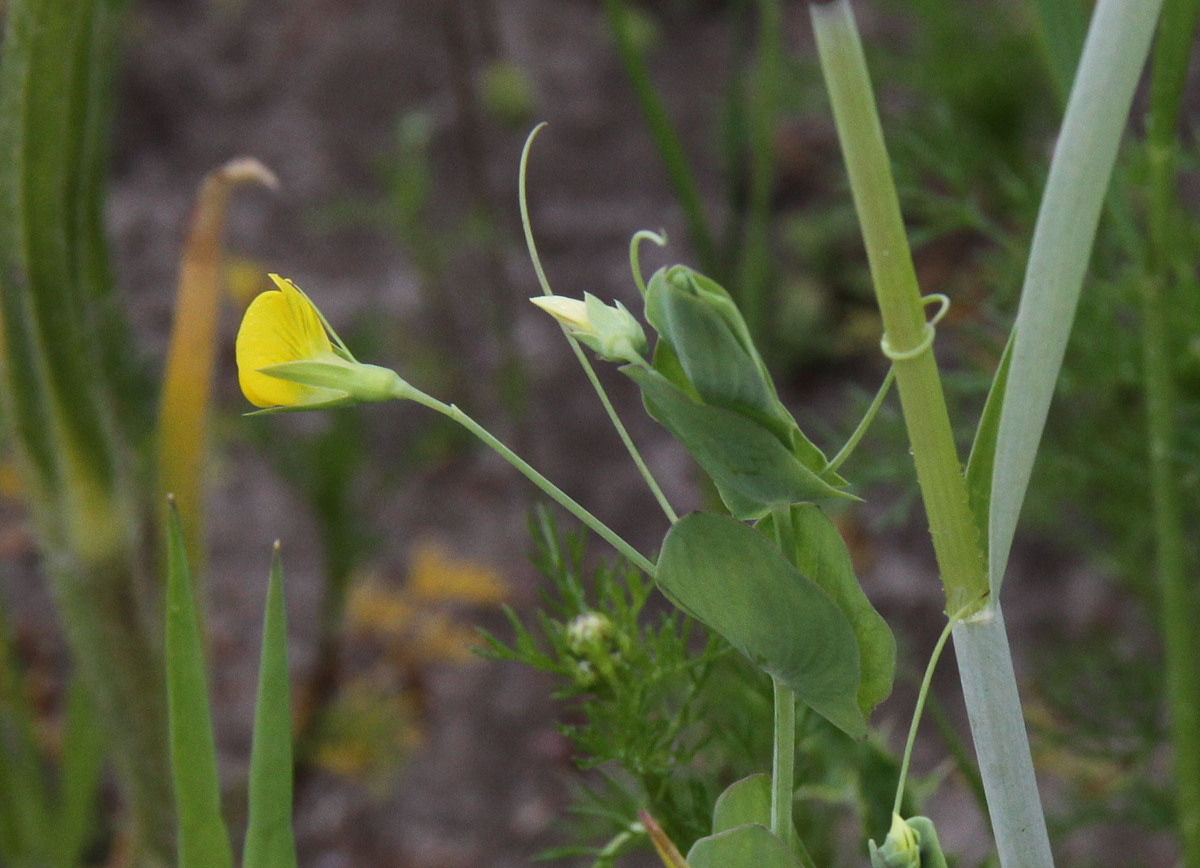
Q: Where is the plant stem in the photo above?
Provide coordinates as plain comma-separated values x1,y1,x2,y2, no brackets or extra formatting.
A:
402,386,657,577
770,676,796,853
1144,3,1200,862
810,0,986,616
810,3,1050,866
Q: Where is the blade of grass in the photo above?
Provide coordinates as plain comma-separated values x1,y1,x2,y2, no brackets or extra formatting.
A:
988,0,1164,594
165,499,234,868
241,544,298,868
52,676,106,868
1143,2,1200,863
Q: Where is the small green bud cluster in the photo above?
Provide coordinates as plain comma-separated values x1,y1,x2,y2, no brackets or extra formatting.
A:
564,611,626,689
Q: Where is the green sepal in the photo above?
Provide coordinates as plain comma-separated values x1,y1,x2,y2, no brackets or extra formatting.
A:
625,363,852,519
656,513,866,739
242,546,298,868
757,504,894,715
687,824,803,868
712,774,773,835
256,359,404,403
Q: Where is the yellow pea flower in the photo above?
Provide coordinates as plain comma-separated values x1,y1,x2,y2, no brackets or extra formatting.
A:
236,274,409,411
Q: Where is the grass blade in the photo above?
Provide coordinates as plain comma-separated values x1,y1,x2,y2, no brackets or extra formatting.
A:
242,544,298,868
52,676,106,868
988,0,1164,593
166,499,234,868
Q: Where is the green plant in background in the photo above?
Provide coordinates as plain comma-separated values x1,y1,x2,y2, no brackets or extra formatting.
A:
164,500,297,868
0,0,170,862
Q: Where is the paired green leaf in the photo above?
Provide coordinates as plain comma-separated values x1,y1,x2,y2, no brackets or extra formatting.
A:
687,823,802,868
165,503,234,868
242,547,298,868
655,513,865,738
712,774,773,835
758,505,894,714
627,365,850,519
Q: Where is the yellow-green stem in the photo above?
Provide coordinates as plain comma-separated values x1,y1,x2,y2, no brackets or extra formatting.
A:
810,0,986,616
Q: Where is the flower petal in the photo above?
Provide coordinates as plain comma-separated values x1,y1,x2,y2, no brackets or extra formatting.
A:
236,275,337,407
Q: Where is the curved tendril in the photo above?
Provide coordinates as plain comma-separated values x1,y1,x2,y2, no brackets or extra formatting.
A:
516,124,678,525
518,122,554,297
629,229,668,298
892,602,973,817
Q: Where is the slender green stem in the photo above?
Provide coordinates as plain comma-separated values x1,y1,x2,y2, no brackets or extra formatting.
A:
764,505,814,866
402,385,657,577
824,367,893,475
770,676,796,853
1144,5,1200,862
519,127,678,524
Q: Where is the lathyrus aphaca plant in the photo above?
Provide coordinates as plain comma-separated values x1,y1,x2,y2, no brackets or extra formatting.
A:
234,119,942,867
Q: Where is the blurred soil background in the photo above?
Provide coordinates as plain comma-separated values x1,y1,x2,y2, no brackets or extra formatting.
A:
1,0,1182,866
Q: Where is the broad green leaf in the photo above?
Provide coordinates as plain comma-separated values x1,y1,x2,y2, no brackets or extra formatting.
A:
656,513,865,738
626,365,851,519
242,546,298,868
712,774,772,835
758,505,894,714
686,823,802,868
165,502,234,868
964,331,1014,565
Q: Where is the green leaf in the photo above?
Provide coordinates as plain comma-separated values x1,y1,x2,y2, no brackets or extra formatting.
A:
52,676,106,868
165,502,234,868
242,546,298,868
759,505,894,715
656,513,865,738
686,824,803,868
964,331,1014,565
712,774,772,835
644,268,784,436
625,365,852,519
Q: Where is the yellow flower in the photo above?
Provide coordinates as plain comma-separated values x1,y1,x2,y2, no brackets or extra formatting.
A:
235,274,408,411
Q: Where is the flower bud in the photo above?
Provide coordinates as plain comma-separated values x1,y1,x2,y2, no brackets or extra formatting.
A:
531,293,648,364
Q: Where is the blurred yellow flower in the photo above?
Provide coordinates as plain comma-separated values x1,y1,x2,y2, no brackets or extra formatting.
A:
235,274,408,411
